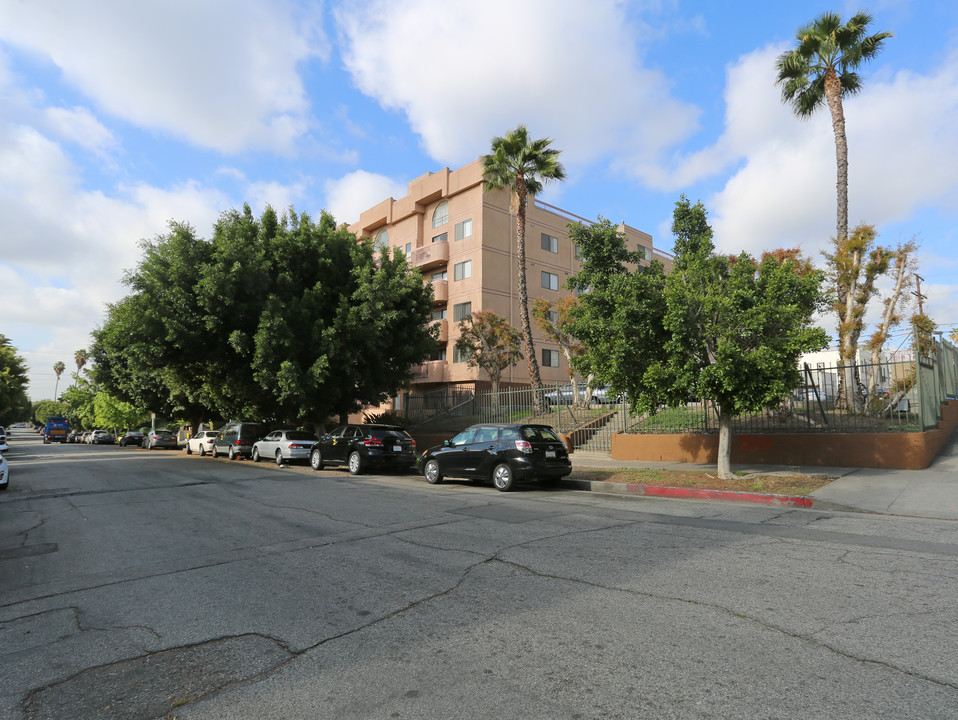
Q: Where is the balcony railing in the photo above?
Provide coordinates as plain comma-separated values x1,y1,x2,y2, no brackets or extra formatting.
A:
412,360,447,383
410,240,449,271
431,280,448,304
431,319,448,343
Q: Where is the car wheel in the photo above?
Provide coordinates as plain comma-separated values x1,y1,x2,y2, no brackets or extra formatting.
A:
199,445,206,457
424,459,443,484
493,463,515,492
310,448,324,470
212,445,219,459
186,444,193,455
251,447,260,462
275,450,283,466
348,451,363,475
228,446,236,460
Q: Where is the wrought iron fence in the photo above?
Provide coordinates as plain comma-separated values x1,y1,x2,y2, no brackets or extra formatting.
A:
399,341,958,452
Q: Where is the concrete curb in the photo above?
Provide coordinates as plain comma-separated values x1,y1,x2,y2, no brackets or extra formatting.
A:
560,477,814,508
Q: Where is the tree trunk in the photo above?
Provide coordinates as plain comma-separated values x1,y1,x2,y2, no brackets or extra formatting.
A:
824,67,848,245
716,411,733,480
514,181,544,411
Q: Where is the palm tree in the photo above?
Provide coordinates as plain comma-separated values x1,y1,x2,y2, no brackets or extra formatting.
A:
53,361,66,399
483,126,565,410
775,11,891,245
74,348,89,386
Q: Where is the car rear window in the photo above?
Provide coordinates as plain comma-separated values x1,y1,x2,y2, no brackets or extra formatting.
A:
370,429,409,439
287,431,317,441
155,430,174,437
521,426,561,442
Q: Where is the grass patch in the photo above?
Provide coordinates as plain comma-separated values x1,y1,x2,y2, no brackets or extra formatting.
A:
570,467,834,496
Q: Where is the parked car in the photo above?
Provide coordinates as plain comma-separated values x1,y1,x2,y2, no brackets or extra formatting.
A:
0,452,8,491
544,385,619,406
212,422,265,460
185,430,218,456
89,430,116,445
309,424,416,475
420,423,572,492
119,430,145,447
251,430,318,465
143,429,178,450
0,426,7,454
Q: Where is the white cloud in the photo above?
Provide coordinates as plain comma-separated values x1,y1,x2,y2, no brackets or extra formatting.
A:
334,0,699,168
323,170,407,225
0,0,328,153
42,106,117,155
658,45,958,259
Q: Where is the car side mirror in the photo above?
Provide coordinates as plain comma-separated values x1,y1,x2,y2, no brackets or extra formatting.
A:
443,439,451,447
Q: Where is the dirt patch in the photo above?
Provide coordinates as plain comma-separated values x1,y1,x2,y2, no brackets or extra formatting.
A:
570,468,835,496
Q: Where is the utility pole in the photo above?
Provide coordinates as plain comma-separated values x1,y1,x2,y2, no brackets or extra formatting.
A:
913,274,926,315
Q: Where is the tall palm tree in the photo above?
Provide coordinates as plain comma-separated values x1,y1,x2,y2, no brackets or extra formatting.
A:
483,126,565,409
775,11,891,244
53,360,66,399
74,348,89,386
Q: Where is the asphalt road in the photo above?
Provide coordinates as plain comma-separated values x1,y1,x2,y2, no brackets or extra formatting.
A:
2,432,957,719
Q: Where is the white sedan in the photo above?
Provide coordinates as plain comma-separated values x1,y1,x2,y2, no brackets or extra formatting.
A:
0,453,8,490
184,430,218,456
252,430,318,465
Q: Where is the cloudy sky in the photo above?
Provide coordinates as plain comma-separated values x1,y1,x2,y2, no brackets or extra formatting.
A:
3,0,957,401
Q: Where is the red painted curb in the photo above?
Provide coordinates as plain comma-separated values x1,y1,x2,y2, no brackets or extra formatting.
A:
640,485,813,508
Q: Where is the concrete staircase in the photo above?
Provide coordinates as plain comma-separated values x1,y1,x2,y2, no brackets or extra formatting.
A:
574,407,630,453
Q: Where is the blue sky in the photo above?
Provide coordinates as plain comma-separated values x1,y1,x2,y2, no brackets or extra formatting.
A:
3,0,957,401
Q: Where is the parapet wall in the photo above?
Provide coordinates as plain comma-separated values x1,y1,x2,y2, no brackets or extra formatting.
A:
612,400,958,470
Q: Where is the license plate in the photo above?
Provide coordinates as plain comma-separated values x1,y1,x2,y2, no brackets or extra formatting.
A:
546,450,556,458
393,445,402,452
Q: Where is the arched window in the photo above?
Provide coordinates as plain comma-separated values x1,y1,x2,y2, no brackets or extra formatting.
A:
374,229,390,255
432,201,449,228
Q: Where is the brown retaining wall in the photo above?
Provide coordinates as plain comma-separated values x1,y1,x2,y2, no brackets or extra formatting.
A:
612,400,958,470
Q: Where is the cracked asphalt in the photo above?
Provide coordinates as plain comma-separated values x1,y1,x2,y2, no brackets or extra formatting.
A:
2,433,957,719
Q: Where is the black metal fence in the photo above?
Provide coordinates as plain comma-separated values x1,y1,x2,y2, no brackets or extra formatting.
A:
398,340,958,452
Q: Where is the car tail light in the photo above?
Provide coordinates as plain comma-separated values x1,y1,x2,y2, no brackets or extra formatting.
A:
289,443,310,449
515,440,532,454
363,436,383,447
410,439,416,449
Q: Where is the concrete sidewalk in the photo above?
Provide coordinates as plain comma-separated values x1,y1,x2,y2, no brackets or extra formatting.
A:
566,436,958,520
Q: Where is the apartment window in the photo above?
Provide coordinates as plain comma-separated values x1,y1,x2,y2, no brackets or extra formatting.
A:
404,242,412,256
549,310,559,326
432,201,449,228
374,229,389,255
453,345,469,363
541,271,559,291
574,244,583,260
430,348,447,362
637,244,650,260
432,232,447,243
453,302,472,322
455,219,473,241
430,308,447,321
454,259,472,281
542,349,560,367
541,233,558,254
430,270,447,282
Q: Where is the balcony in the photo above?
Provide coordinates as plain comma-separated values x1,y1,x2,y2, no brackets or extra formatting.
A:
412,360,448,383
431,280,448,304
410,240,449,271
431,318,448,343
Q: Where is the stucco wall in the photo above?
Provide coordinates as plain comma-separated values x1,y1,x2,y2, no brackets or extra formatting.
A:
612,400,958,470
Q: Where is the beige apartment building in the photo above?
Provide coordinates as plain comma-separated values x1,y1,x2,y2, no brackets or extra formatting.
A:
348,158,673,395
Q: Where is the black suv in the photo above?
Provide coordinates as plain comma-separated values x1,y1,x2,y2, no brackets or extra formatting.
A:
213,422,265,460
420,423,571,491
309,424,417,475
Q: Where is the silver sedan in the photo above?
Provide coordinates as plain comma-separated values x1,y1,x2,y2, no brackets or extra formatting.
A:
252,430,318,465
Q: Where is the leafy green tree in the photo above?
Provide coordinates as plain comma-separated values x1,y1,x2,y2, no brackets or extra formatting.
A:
483,126,565,408
569,198,829,479
94,393,146,433
823,222,890,410
533,296,589,404
776,11,892,245
0,335,31,425
33,399,69,426
59,378,97,429
454,310,523,395
93,205,436,428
